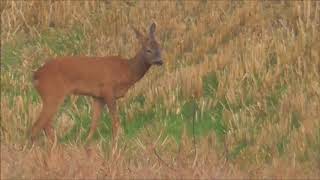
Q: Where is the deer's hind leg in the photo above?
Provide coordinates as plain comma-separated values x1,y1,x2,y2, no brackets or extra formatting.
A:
31,96,65,142
31,84,66,142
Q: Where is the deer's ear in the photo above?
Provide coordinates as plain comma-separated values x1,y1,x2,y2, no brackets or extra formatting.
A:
132,26,144,42
149,22,156,38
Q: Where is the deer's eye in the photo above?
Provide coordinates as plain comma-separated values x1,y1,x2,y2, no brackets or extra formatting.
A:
146,49,152,53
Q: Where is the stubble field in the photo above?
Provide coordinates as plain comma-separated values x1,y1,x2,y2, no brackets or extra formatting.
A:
1,1,320,179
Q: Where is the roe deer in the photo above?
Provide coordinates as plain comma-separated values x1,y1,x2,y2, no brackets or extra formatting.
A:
31,22,163,142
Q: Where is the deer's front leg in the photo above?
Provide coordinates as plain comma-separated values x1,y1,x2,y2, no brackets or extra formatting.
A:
87,98,104,142
104,95,121,140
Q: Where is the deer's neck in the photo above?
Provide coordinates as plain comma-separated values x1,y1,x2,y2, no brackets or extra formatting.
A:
129,50,151,83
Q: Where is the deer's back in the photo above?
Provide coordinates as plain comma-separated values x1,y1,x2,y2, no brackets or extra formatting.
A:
34,56,133,97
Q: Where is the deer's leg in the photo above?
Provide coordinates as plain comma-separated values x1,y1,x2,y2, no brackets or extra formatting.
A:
44,123,54,141
87,98,104,141
31,96,64,142
104,96,121,139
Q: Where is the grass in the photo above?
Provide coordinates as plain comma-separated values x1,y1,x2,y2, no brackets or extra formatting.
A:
1,0,320,179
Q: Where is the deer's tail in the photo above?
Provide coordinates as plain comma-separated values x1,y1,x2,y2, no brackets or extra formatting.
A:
33,69,40,87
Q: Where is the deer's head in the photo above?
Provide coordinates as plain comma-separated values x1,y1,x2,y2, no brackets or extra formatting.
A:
133,22,163,66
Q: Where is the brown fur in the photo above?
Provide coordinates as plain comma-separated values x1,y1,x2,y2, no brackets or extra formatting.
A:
31,23,163,141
